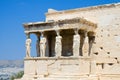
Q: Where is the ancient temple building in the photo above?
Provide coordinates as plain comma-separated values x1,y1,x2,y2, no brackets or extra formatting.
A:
18,3,120,80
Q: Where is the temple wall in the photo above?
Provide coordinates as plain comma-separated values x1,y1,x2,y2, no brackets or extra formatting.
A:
45,4,120,79
45,32,56,57
61,30,74,56
48,35,55,57
62,34,73,56
18,3,120,80
46,4,120,58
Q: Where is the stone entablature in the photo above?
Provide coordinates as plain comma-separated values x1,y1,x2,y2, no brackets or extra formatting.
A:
23,18,97,33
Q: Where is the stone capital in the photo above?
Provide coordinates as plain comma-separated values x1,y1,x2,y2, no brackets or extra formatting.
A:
25,33,30,39
55,30,61,36
74,28,79,35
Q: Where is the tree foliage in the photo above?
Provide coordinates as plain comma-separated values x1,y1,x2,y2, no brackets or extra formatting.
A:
10,71,24,80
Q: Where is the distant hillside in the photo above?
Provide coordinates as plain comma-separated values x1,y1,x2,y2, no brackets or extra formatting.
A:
0,60,24,68
0,60,24,80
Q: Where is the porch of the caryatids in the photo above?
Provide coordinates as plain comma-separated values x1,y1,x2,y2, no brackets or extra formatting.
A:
40,32,47,57
25,33,32,58
55,30,62,57
73,29,80,57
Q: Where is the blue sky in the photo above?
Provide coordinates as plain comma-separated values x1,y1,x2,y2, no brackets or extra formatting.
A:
0,0,120,60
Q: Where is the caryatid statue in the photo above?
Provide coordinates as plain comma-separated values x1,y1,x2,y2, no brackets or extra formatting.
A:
40,33,46,57
26,38,32,57
73,29,80,57
55,31,62,57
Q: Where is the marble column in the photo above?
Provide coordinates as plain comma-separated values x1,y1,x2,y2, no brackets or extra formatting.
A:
36,34,40,57
25,33,31,57
55,30,62,57
40,32,47,57
73,29,80,57
83,36,89,57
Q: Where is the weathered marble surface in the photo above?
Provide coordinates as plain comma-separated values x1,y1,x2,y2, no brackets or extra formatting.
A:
73,34,80,57
55,35,62,57
40,37,47,57
25,39,31,57
18,3,120,80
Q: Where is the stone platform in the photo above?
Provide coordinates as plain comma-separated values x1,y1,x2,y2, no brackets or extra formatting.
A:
16,57,120,80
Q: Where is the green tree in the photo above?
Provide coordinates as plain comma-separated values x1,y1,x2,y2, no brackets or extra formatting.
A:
15,71,24,78
10,76,15,80
10,71,24,80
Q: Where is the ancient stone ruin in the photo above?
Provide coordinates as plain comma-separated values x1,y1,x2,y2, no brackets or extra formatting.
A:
17,3,120,80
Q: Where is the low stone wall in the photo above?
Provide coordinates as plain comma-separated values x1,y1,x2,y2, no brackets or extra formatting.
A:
17,57,120,80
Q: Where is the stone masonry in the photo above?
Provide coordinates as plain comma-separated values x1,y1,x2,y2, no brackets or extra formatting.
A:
17,3,120,80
